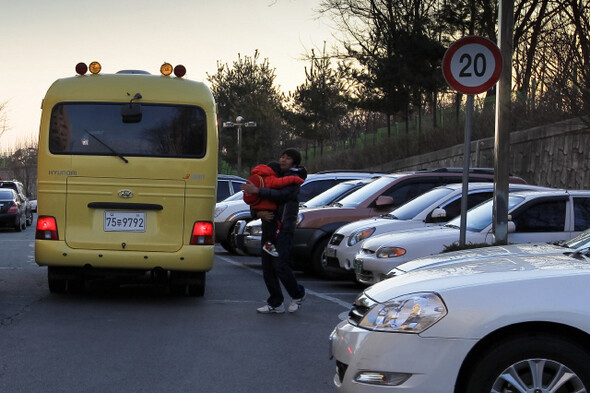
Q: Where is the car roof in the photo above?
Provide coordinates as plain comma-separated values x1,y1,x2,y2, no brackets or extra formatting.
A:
507,188,590,198
217,174,246,181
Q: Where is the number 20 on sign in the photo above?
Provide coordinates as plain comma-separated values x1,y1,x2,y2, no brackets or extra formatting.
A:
442,36,502,95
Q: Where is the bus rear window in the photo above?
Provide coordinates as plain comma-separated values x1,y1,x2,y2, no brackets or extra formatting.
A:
49,103,207,158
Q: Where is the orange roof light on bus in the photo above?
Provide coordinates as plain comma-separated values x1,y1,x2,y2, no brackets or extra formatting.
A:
89,61,102,74
161,63,173,76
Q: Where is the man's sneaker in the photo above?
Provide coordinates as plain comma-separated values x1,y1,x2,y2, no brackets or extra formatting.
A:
288,293,306,313
262,242,279,257
257,303,285,314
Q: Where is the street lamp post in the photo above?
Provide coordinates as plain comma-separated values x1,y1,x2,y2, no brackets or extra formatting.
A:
222,116,256,174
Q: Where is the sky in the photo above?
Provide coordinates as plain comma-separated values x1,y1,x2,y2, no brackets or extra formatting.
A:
0,0,336,152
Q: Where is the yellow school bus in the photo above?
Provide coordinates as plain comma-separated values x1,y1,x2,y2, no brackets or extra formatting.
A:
35,62,218,296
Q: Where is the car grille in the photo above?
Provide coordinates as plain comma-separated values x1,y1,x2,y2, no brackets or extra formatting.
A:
359,247,375,255
326,256,340,268
330,234,344,246
336,360,348,383
348,303,370,326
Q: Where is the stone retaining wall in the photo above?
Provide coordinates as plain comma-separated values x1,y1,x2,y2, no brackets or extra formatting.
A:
365,118,590,189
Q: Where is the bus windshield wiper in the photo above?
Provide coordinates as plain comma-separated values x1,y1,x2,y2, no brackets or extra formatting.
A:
85,130,128,163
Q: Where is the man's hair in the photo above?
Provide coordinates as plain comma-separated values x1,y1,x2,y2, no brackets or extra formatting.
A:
281,148,302,167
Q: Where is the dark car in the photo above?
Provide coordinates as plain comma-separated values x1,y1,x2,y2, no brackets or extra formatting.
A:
0,180,33,226
0,189,28,231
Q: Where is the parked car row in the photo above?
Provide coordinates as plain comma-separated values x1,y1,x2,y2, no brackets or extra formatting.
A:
0,179,34,231
225,167,527,278
214,171,382,253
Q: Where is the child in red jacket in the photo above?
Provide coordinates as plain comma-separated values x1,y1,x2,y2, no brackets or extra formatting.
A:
243,161,305,257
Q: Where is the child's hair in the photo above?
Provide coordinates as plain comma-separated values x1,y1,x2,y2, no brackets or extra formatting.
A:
266,161,281,175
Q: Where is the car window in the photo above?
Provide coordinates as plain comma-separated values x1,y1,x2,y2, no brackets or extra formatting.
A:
231,181,244,194
383,180,440,209
0,189,14,199
217,180,230,202
337,175,403,207
448,195,525,232
573,197,590,231
299,179,340,202
441,191,494,219
511,199,566,232
389,186,455,220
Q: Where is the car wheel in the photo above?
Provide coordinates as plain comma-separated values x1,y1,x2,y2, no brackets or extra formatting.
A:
14,216,23,232
187,272,206,297
170,271,206,297
311,237,338,279
26,210,33,226
220,235,239,254
464,334,590,393
47,267,66,294
67,279,85,294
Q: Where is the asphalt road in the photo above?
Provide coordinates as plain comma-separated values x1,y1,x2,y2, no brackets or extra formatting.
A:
0,217,363,393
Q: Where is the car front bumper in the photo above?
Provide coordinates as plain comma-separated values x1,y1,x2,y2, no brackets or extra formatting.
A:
329,320,474,393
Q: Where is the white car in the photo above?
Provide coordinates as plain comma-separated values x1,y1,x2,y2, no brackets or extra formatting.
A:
329,239,590,393
388,226,590,277
354,189,590,285
326,183,542,275
214,192,252,253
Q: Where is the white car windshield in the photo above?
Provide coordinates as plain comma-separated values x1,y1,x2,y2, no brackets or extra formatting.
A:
386,186,455,220
336,175,403,208
303,180,370,208
446,195,525,232
565,228,590,249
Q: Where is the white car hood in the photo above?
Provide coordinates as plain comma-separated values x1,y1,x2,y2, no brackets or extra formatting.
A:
361,225,461,252
395,242,568,273
214,199,249,221
336,216,424,236
364,252,590,304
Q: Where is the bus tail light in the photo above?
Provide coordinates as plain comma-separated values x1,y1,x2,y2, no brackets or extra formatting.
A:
36,216,59,240
190,221,214,245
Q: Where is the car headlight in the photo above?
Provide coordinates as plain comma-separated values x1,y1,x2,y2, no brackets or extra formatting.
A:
296,213,304,225
376,246,406,258
249,225,263,236
359,292,447,333
348,227,376,246
214,205,228,218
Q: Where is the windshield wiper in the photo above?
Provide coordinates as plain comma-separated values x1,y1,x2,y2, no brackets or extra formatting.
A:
445,224,461,229
85,130,128,163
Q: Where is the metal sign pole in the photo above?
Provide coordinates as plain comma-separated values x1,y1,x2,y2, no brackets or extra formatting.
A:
460,94,474,247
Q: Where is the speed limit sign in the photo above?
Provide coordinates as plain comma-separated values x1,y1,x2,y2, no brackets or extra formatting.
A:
442,36,502,94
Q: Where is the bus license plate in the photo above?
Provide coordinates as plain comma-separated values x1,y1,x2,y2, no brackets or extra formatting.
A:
104,211,146,232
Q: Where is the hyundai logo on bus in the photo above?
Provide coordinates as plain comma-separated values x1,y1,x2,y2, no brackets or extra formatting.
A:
118,190,134,199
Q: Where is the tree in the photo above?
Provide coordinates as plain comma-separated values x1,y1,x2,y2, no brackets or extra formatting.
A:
290,44,350,155
4,137,38,197
0,101,8,143
207,51,286,175
318,0,446,135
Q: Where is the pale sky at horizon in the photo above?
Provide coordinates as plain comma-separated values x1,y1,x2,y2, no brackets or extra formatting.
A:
0,0,336,152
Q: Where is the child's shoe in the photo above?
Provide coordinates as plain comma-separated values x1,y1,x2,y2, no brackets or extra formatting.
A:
263,241,279,257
